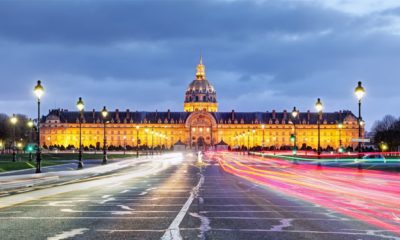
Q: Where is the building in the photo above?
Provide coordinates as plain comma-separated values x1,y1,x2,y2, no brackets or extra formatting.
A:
41,57,363,151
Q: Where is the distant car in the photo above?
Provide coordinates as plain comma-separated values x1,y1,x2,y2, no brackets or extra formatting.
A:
361,154,386,163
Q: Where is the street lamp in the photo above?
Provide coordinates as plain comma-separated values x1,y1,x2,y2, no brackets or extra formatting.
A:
247,128,250,155
261,124,265,149
291,107,299,155
338,122,343,153
10,114,18,162
380,142,388,152
27,118,34,162
315,98,323,162
252,129,255,149
76,97,84,169
123,136,127,155
136,125,140,157
34,80,44,173
101,106,108,165
145,128,149,155
355,81,365,158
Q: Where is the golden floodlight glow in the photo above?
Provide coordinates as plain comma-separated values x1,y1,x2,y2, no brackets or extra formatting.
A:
338,123,343,129
136,125,140,130
34,80,44,99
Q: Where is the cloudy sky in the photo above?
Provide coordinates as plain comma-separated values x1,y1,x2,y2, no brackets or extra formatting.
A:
1,0,400,130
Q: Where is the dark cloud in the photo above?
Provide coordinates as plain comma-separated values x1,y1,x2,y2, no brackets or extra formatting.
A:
0,0,399,130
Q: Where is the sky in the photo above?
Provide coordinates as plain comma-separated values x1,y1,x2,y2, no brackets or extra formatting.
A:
1,0,400,130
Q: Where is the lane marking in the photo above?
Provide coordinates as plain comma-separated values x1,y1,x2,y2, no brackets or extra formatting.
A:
0,216,169,219
206,217,352,221
270,218,293,231
161,174,204,240
189,212,211,240
60,208,176,213
205,228,400,239
118,205,134,210
99,197,115,204
97,229,165,233
47,228,89,240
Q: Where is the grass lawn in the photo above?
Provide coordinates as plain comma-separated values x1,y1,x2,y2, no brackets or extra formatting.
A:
0,152,137,172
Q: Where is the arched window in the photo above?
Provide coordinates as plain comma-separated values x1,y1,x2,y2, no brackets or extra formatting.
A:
203,96,206,101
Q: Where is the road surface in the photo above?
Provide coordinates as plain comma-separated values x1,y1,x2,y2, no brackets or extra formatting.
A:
0,152,399,239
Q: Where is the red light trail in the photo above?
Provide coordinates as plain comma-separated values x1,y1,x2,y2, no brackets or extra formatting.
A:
208,152,400,235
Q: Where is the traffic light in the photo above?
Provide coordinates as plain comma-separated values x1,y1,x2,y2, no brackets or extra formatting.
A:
338,147,344,153
290,134,296,142
26,144,35,152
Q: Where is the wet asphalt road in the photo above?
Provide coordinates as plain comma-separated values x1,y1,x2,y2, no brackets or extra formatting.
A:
0,155,398,240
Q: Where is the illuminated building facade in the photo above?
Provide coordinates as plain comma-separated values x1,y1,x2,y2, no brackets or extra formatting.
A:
41,58,363,150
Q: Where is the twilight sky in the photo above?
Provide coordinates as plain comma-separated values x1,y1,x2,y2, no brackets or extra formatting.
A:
1,0,400,130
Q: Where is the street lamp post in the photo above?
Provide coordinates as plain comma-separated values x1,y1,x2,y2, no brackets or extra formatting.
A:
315,98,323,164
261,124,265,150
291,107,299,155
10,114,18,162
247,128,250,155
136,125,140,157
123,136,126,155
27,119,34,162
34,80,44,173
338,122,343,153
101,106,108,165
252,129,255,149
145,128,149,155
354,81,365,158
76,97,85,169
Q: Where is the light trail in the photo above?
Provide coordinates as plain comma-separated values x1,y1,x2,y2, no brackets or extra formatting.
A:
209,151,400,235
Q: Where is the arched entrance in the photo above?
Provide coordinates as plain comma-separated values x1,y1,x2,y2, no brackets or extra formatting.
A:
185,111,217,150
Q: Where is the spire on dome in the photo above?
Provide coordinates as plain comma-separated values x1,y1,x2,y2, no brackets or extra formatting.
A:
196,51,206,80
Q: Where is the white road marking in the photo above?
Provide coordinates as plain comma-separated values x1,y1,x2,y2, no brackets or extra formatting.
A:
0,216,168,219
99,197,115,204
199,210,331,213
60,208,176,213
161,174,205,240
270,218,293,231
101,195,111,199
207,217,351,221
189,212,211,240
120,190,130,193
47,228,89,240
118,205,134,210
138,191,148,196
96,229,165,232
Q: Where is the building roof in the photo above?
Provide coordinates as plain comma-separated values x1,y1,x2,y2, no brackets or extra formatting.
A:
43,109,357,125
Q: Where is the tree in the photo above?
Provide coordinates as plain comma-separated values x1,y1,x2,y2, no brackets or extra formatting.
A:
371,115,400,151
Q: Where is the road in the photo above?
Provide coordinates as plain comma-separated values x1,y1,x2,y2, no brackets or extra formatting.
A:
0,152,399,239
